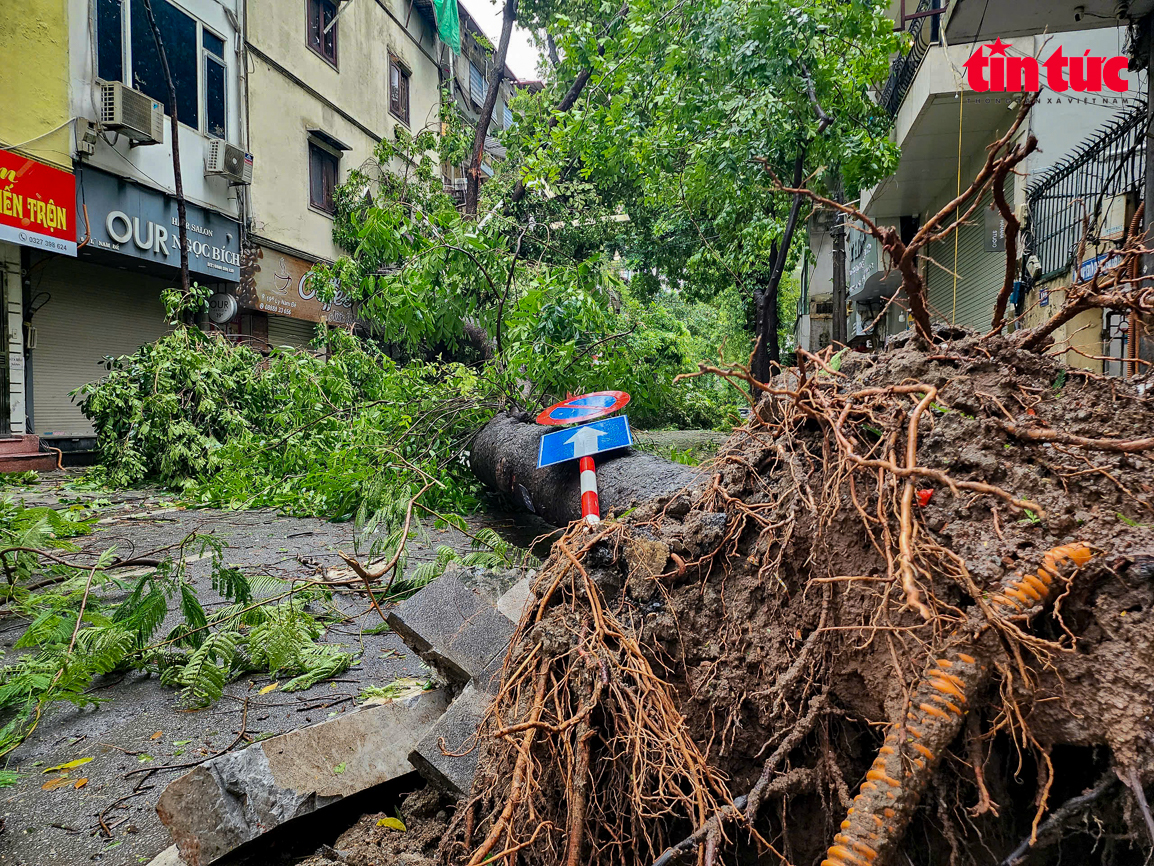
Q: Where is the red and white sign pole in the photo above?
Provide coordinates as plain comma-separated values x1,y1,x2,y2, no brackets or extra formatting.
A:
579,456,600,524
537,391,631,529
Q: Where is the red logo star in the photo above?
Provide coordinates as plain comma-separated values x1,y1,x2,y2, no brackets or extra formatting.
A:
987,38,1011,56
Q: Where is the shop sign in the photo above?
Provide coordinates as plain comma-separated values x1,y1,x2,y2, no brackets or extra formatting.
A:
0,152,76,256
236,243,356,325
77,166,241,282
984,206,1006,253
847,227,879,300
207,292,238,324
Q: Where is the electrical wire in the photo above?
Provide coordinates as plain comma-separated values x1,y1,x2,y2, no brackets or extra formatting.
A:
0,119,77,152
952,93,963,324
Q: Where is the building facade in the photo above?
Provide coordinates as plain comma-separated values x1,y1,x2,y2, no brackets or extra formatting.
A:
798,0,1147,376
1,0,75,452
239,0,445,348
2,0,523,461
439,5,521,198
1,0,249,452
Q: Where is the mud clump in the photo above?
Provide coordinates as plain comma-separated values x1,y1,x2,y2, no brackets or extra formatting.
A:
304,785,454,866
333,334,1154,866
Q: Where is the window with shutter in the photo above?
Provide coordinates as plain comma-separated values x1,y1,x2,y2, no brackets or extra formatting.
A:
470,60,486,104
389,57,410,125
308,141,339,215
503,104,513,129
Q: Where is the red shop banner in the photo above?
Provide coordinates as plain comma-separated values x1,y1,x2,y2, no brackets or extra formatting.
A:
0,151,76,257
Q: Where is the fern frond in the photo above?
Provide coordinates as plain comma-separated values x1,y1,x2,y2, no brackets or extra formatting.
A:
281,645,353,691
211,564,251,604
177,630,239,707
14,609,72,649
73,626,135,675
114,582,169,646
248,610,309,674
179,583,207,633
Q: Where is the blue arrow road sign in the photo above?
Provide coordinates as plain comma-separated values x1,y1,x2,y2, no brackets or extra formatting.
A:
537,415,633,468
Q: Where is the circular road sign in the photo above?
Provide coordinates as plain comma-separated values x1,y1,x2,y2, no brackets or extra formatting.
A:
536,391,630,426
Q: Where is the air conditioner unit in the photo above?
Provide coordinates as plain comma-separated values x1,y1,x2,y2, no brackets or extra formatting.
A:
99,81,164,144
205,139,254,184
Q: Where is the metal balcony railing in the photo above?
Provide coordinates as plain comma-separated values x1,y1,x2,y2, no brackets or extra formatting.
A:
878,0,943,118
1025,103,1147,283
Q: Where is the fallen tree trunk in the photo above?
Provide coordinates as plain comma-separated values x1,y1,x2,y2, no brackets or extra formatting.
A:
471,413,700,526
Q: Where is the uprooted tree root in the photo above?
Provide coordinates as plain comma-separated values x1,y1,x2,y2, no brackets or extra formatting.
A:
437,332,1154,866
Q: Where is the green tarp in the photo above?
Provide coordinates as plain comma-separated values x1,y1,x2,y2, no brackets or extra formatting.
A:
433,0,461,53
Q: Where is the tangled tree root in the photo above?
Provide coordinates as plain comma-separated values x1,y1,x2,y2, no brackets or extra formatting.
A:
447,334,1154,866
445,528,741,866
826,544,1095,866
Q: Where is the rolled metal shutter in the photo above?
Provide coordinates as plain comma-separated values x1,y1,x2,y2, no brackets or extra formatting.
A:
266,315,317,349
31,258,171,435
926,182,1012,332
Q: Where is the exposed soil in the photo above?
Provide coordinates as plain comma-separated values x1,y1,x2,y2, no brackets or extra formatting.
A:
326,332,1154,866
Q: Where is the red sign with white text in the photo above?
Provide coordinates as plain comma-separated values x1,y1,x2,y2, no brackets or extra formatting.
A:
964,39,1131,94
0,152,76,256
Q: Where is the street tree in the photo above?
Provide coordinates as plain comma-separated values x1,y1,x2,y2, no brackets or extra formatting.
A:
495,0,901,379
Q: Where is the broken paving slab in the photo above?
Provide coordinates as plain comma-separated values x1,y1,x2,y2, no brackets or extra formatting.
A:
156,689,449,866
496,575,535,623
408,681,490,796
146,846,189,866
387,568,539,796
452,564,529,605
386,567,516,687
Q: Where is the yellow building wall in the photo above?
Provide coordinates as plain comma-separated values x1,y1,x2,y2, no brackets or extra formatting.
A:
1026,278,1103,372
0,0,71,170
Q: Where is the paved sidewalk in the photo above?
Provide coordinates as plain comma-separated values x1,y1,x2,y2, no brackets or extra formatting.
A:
0,475,539,866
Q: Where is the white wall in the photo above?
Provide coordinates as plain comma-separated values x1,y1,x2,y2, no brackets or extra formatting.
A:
68,0,245,219
1025,27,1146,179
807,220,835,301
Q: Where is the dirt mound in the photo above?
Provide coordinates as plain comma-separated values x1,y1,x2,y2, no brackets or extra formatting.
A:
328,333,1154,866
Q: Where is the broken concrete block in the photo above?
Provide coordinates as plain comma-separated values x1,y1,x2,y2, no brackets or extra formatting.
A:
387,570,515,686
452,564,525,605
496,575,535,623
156,690,448,866
408,682,490,796
145,846,188,866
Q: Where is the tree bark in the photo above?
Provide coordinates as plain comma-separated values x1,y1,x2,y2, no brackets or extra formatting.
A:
831,173,847,346
471,414,700,526
751,151,806,382
141,0,189,297
465,0,518,216
751,257,778,384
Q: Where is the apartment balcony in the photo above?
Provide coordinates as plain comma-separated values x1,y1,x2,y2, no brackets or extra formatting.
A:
866,36,1033,221
944,0,1153,41
879,0,944,119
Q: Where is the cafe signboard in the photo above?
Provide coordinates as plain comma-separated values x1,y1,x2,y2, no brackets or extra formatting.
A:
77,166,241,282
0,152,76,256
237,243,356,325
